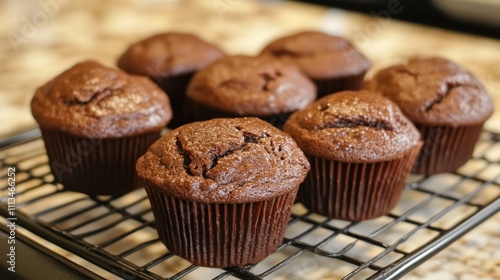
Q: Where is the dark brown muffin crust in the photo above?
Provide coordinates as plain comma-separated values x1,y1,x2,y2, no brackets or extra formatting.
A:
137,118,310,203
284,91,421,163
260,31,371,80
117,32,225,78
364,57,494,126
186,55,316,116
31,61,172,138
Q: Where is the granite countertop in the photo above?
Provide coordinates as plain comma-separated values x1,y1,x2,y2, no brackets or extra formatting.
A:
0,0,498,279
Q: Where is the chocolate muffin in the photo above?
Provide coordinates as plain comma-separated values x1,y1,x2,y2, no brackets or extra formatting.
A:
31,61,172,195
284,91,422,221
364,57,494,174
137,118,310,267
117,32,225,127
186,55,316,128
260,31,371,97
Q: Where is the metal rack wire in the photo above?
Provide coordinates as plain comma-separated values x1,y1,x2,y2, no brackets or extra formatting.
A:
0,129,499,279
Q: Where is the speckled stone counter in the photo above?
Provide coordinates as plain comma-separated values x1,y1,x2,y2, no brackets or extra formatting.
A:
0,0,498,279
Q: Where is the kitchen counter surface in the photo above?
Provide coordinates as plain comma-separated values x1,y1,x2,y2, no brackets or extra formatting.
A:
0,0,498,279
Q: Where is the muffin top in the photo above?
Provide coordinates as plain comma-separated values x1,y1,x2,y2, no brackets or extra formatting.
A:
364,57,494,126
186,55,316,116
31,61,172,138
117,32,225,78
260,31,371,80
284,91,421,163
136,118,310,203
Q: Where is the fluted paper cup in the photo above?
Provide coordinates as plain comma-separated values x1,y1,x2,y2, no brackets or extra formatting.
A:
144,184,298,268
40,128,161,196
412,125,483,175
298,143,422,221
314,73,366,98
154,72,193,128
188,100,292,130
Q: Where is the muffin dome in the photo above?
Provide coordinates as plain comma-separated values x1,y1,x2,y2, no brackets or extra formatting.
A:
137,117,310,203
117,32,224,78
284,90,420,162
261,31,370,80
187,55,316,118
261,31,370,96
31,60,172,138
364,57,494,126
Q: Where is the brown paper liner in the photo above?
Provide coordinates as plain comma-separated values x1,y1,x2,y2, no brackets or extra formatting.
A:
188,100,240,122
40,128,161,196
145,185,298,268
298,143,421,221
154,72,194,129
412,125,483,175
314,73,366,98
188,100,292,129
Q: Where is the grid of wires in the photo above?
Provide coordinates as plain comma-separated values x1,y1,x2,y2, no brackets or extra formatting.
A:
0,130,499,279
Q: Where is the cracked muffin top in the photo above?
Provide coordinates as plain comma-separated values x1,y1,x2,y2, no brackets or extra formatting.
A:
31,61,172,138
117,32,225,78
364,57,494,126
260,31,371,80
186,55,316,116
136,118,310,203
284,91,421,163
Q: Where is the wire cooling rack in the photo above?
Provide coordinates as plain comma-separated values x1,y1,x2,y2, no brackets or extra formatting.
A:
0,129,499,280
